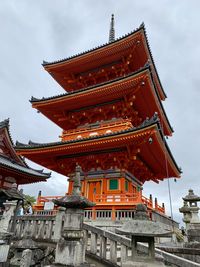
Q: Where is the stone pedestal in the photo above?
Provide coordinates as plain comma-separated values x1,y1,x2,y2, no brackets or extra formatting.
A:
52,165,95,267
0,200,17,233
0,232,12,264
117,204,169,267
190,207,200,224
53,207,65,242
187,223,200,243
55,209,86,266
0,201,17,264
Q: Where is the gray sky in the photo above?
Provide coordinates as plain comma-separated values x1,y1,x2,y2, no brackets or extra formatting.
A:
1,0,200,224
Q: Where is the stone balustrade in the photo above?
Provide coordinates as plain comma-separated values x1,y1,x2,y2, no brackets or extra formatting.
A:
4,214,199,266
83,223,200,267
8,215,56,241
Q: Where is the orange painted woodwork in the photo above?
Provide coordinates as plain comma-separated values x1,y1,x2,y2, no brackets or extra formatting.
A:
16,122,180,183
15,22,181,215
31,68,172,136
42,25,166,101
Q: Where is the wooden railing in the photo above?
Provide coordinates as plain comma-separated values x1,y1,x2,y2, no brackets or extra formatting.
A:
155,203,165,214
94,193,156,211
84,209,134,221
94,193,140,203
34,193,165,215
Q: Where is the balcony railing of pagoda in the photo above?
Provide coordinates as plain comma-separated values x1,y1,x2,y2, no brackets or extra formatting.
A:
155,201,165,214
33,193,165,218
94,193,154,209
84,209,135,221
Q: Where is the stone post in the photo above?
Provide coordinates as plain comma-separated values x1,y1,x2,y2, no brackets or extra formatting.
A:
53,207,65,242
0,200,17,265
52,165,95,267
21,249,32,267
0,200,17,233
55,208,85,266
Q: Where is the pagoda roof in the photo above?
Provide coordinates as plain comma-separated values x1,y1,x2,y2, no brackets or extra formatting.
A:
30,67,173,136
15,117,181,183
0,155,50,182
0,119,50,184
42,23,166,100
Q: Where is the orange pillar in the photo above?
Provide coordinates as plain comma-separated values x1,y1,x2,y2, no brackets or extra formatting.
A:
92,206,96,220
111,206,116,221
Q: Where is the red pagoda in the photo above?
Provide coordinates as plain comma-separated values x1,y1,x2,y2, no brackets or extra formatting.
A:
15,17,181,219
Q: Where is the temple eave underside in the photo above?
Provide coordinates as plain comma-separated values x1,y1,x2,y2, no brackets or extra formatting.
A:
42,25,166,100
15,123,180,183
31,68,172,135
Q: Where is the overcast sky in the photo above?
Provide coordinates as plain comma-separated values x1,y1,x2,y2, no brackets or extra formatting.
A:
1,0,200,224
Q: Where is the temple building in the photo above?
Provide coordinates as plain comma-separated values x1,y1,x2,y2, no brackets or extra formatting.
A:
0,119,50,208
15,17,181,219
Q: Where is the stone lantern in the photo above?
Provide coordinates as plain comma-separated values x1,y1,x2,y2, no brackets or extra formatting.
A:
183,189,200,224
179,201,191,230
117,204,171,267
52,165,95,267
181,189,200,243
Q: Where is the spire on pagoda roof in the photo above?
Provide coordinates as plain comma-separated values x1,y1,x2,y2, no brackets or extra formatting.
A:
109,14,115,43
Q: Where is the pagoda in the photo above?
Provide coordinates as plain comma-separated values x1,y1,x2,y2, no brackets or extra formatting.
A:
15,16,181,219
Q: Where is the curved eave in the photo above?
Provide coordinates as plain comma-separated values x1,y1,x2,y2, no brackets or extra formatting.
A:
42,25,143,67
31,67,173,135
15,121,181,178
141,26,167,100
42,24,166,100
0,155,50,182
31,67,148,104
0,119,29,165
0,164,49,184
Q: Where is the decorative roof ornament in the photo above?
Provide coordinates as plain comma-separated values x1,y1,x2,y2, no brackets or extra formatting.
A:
109,14,115,43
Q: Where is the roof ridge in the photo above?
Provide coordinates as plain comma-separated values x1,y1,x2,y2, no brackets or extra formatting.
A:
42,23,145,67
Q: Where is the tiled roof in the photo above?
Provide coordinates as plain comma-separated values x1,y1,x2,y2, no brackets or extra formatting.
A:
30,66,173,134
30,65,149,103
0,155,50,178
15,116,181,174
15,115,160,149
42,23,144,66
41,22,166,98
